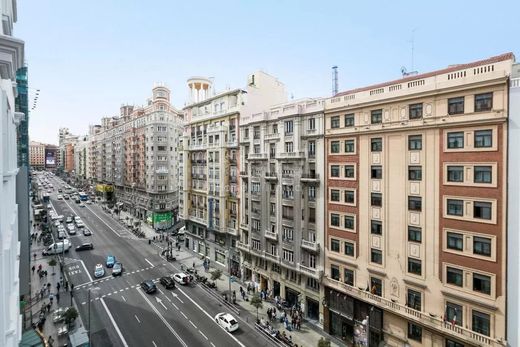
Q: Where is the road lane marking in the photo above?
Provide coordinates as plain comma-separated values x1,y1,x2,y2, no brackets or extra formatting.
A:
189,320,197,328
121,296,126,302
135,315,141,323
152,341,157,347
156,297,168,310
210,343,216,347
180,311,187,319
172,303,178,310
119,289,124,292
136,288,187,347
145,258,154,267
100,298,130,347
77,259,93,283
199,331,208,340
81,204,122,237
164,295,171,302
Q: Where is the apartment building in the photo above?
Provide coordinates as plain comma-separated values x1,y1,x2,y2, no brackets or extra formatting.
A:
322,53,513,347
181,72,286,277
58,127,78,173
90,85,183,229
73,135,90,184
238,98,325,322
29,141,46,170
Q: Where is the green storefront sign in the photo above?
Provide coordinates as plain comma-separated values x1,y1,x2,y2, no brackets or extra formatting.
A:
153,211,172,229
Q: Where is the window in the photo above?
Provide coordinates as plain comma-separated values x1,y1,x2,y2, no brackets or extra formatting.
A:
330,165,340,177
447,132,464,149
408,196,422,211
446,302,463,326
408,226,422,243
474,201,492,220
253,126,260,139
447,166,464,182
473,274,491,295
344,165,355,178
284,142,293,152
474,92,493,112
371,109,382,124
344,139,355,153
472,311,490,336
371,193,382,207
474,130,492,148
371,138,382,151
344,269,354,285
408,258,422,275
474,237,491,257
408,135,422,150
330,214,340,227
446,340,465,347
448,97,465,115
283,227,294,241
330,141,340,153
407,289,422,311
344,114,355,127
284,120,294,134
283,249,294,263
330,265,340,281
446,267,463,287
447,232,463,251
409,103,423,119
371,220,382,235
370,277,382,296
408,166,422,181
344,215,354,230
371,249,383,264
331,116,340,129
371,166,382,179
330,189,340,202
344,190,355,204
308,141,316,157
447,199,463,216
474,166,492,184
308,118,316,130
344,242,355,257
408,323,422,342
331,239,340,252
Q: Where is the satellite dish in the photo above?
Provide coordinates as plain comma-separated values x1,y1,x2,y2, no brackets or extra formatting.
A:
401,66,407,76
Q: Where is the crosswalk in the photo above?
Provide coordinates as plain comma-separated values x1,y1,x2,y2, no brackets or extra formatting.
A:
74,265,156,290
79,277,163,305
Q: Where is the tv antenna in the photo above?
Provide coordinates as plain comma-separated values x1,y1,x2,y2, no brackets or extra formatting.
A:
332,66,338,96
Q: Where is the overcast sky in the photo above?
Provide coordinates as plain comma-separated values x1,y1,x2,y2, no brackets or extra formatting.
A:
17,0,519,145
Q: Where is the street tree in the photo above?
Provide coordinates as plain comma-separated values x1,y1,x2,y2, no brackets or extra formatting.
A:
210,269,222,289
250,292,263,320
317,338,331,347
48,258,57,275
64,307,78,328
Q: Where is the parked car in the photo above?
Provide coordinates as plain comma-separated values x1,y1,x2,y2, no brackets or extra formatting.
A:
63,194,69,200
112,262,123,276
75,243,94,251
106,255,116,268
76,221,85,228
66,224,76,235
58,231,66,240
65,216,73,223
82,228,92,236
215,313,239,332
159,276,175,289
172,273,189,285
94,264,105,278
140,280,157,294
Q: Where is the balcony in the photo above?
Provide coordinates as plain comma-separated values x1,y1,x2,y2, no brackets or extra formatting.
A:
264,251,280,262
265,172,278,180
230,176,237,183
227,227,238,236
298,263,321,280
324,279,505,347
240,137,250,144
300,173,320,182
227,139,238,148
264,230,278,241
277,151,305,160
239,171,248,177
189,142,207,151
301,239,320,252
249,153,268,160
252,208,261,216
264,133,280,140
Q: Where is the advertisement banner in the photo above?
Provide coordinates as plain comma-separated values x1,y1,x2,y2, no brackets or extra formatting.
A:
45,148,56,167
153,211,172,230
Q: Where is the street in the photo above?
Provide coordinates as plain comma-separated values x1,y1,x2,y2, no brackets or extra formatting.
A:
44,176,273,347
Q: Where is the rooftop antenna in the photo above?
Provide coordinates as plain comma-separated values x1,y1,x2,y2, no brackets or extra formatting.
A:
332,66,338,96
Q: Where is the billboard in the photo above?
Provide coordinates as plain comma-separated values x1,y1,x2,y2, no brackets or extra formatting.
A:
45,148,57,168
153,211,172,230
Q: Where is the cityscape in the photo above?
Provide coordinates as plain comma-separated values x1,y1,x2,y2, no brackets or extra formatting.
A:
2,1,520,347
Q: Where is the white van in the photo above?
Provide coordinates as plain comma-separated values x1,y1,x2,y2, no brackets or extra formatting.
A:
177,226,186,241
43,239,70,255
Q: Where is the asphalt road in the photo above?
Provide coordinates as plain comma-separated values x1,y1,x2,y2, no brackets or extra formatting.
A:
42,175,274,347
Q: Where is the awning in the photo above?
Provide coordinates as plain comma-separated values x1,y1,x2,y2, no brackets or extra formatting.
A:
68,326,89,347
19,329,44,347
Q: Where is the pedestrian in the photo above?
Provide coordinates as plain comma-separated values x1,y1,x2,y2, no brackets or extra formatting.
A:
46,302,51,313
38,264,42,272
64,281,68,291
44,270,48,278
267,308,271,321
192,261,195,269
56,282,61,292
49,293,54,305
47,283,51,293
56,292,60,303
32,265,35,275
232,290,236,304
71,283,74,292
33,253,37,261
48,335,54,347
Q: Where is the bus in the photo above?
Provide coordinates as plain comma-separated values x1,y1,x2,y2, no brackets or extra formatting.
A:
79,192,88,201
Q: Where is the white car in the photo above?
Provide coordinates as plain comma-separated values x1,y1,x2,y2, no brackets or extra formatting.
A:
67,224,76,235
94,264,105,278
172,273,189,285
214,313,239,332
79,203,85,208
57,194,63,200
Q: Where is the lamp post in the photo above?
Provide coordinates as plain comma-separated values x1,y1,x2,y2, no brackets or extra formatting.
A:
88,287,100,345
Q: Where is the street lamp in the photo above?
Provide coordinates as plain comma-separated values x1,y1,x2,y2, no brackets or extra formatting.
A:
88,287,100,345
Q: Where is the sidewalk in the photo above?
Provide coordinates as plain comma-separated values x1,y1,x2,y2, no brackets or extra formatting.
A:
105,207,157,239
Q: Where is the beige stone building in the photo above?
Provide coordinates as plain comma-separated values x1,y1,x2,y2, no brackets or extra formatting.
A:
29,141,45,170
322,53,513,347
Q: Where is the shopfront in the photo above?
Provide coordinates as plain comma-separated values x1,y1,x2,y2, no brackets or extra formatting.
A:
306,297,320,321
285,286,300,306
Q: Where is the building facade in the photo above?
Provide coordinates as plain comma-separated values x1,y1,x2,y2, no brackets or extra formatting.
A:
322,53,513,347
15,66,28,167
73,135,90,185
180,72,286,278
29,141,45,170
238,98,326,323
0,0,25,345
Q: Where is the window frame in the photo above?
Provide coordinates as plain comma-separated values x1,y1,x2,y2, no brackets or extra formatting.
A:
371,138,382,152
448,96,465,115
371,248,383,265
344,241,355,257
474,129,493,148
371,193,382,207
330,116,340,129
473,201,492,220
408,135,423,150
447,131,464,149
371,109,383,124
344,114,355,127
447,199,464,216
447,232,464,251
474,166,492,184
408,226,422,243
446,267,463,287
474,92,493,112
408,196,422,212
330,141,340,154
409,103,424,120
371,220,382,235
330,238,340,253
408,257,422,276
371,165,382,179
447,165,464,182
408,166,422,181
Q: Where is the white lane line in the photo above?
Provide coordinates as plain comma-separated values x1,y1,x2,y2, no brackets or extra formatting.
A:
152,341,157,347
177,287,246,347
145,258,154,267
78,259,94,283
158,289,165,295
172,302,178,310
102,295,106,298
164,295,171,302
136,288,187,347
189,320,197,329
81,302,86,305
176,296,184,304
199,330,208,340
180,311,188,319
83,204,122,238
121,296,126,302
95,297,100,301
210,343,216,347
100,298,130,347
135,315,141,323
119,289,124,292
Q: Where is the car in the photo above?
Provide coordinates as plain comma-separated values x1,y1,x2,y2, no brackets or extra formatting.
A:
58,231,66,240
112,262,123,276
86,200,92,205
65,216,73,224
94,264,105,278
172,273,189,285
106,255,116,268
66,224,76,235
79,203,85,208
75,243,94,251
140,280,157,294
63,194,69,200
47,204,52,209
58,189,63,193
57,194,63,200
76,221,85,228
215,313,239,333
159,276,175,289
53,221,61,227
82,228,92,236
75,199,80,204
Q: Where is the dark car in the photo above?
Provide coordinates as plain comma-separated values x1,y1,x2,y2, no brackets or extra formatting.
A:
75,243,94,251
75,198,80,204
159,276,175,289
63,194,69,200
82,228,92,236
140,280,157,294
112,262,123,276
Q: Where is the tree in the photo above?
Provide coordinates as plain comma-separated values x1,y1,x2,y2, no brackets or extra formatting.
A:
317,338,331,347
249,292,263,320
48,258,57,275
64,307,78,327
210,269,222,289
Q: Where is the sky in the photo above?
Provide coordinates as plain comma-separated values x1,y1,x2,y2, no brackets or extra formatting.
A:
17,0,520,145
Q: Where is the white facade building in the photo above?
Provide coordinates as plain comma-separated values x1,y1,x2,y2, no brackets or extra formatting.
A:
0,0,24,346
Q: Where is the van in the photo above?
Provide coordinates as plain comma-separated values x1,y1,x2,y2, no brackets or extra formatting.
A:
43,240,70,255
177,226,186,241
